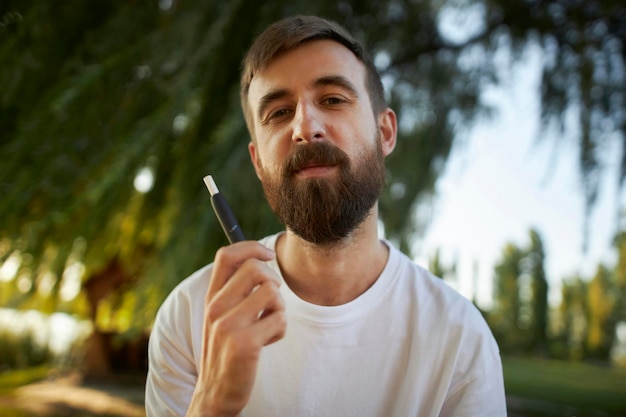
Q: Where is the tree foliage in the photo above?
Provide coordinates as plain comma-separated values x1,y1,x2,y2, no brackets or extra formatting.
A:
556,266,621,363
613,231,626,323
490,230,550,354
527,229,549,353
482,0,626,244
488,230,626,363
491,242,525,352
0,0,624,333
586,264,618,360
557,276,589,360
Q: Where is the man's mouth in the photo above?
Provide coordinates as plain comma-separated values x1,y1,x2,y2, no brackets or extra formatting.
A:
284,142,347,178
294,163,336,178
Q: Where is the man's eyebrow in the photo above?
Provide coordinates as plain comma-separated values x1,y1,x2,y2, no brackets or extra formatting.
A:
314,75,359,97
257,89,289,121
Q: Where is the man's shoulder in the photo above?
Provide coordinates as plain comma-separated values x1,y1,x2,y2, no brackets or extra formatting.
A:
386,243,487,326
152,263,213,336
385,243,457,295
167,263,213,304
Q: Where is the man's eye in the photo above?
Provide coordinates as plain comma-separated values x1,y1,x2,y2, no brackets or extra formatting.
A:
322,97,345,105
268,108,292,120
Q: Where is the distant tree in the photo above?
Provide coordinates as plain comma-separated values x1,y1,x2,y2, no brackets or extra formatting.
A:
613,232,626,325
429,249,446,280
586,265,618,361
489,229,549,354
527,229,549,354
557,277,588,360
491,242,525,352
428,248,457,283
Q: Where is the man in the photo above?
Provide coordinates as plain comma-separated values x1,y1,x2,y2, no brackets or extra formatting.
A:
145,15,507,417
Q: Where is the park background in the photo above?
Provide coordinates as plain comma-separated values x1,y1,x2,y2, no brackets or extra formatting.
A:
1,0,625,416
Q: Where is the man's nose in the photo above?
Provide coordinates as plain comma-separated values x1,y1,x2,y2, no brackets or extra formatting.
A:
291,103,325,143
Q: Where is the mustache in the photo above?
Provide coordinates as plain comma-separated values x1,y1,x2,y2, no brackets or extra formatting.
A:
282,142,350,175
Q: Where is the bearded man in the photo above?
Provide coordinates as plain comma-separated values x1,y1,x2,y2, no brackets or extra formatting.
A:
146,15,507,417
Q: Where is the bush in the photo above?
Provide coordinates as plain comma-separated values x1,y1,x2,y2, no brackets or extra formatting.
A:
0,309,91,371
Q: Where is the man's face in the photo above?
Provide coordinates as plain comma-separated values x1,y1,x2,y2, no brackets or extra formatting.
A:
247,40,396,244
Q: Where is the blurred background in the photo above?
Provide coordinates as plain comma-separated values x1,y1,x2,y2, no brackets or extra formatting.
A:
0,0,625,416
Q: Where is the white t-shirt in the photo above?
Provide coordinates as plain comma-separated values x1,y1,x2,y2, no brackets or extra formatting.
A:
145,233,506,416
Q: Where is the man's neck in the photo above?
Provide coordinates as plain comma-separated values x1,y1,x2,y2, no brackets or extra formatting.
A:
275,210,389,306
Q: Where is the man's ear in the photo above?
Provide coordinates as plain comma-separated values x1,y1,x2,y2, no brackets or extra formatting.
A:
248,141,263,180
378,108,397,157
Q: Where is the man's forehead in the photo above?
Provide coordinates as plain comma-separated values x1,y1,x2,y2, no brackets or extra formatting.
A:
247,40,366,105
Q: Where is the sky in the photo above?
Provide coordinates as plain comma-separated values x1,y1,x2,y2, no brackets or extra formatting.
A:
411,42,624,309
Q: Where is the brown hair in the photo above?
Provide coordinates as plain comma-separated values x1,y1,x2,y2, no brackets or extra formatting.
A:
240,15,386,139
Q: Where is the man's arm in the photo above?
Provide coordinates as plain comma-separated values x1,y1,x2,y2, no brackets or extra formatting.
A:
439,327,507,416
145,242,286,417
187,242,285,416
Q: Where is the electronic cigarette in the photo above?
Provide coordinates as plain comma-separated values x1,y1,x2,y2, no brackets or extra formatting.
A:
203,175,246,244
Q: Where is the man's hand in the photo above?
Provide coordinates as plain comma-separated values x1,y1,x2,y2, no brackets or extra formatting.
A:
187,242,286,417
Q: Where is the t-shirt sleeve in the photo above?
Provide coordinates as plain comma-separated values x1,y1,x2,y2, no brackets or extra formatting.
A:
145,269,210,417
439,315,507,416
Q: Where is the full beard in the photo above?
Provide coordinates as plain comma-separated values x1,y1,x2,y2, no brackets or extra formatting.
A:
260,137,386,245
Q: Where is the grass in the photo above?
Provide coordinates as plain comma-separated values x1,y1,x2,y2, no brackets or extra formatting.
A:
0,366,50,394
504,356,626,416
0,366,51,417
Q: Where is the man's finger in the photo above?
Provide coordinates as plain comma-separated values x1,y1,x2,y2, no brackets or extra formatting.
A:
206,241,275,302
